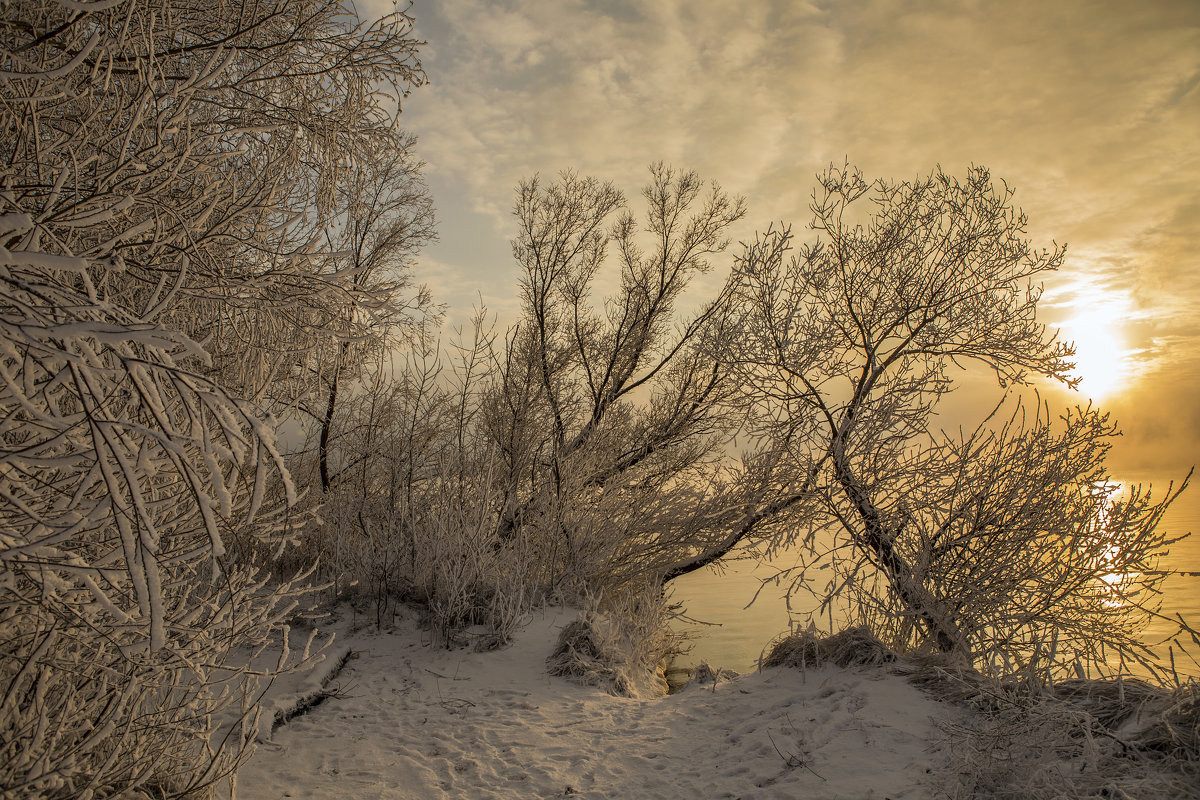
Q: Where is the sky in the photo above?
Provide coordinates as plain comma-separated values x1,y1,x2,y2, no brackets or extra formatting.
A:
369,0,1199,477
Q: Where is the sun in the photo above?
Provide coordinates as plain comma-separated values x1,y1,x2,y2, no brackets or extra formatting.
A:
1064,313,1126,401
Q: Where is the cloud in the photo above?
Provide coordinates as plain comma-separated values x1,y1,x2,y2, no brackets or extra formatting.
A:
406,0,849,222
399,0,1200,465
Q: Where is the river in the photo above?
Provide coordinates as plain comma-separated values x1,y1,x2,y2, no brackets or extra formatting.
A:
670,472,1200,680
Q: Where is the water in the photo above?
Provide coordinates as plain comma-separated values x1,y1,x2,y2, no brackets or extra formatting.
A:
670,473,1200,678
1121,471,1200,677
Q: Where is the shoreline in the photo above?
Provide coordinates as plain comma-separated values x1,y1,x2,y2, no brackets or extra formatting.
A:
226,604,1198,800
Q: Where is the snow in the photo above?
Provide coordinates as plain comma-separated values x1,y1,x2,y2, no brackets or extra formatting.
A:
228,606,963,799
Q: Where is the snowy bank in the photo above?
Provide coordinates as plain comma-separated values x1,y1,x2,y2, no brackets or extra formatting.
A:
227,606,961,799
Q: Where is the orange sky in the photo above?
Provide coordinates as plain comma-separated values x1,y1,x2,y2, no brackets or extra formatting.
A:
384,0,1199,477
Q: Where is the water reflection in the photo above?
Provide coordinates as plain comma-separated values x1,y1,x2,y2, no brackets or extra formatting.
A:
1098,566,1133,609
1092,482,1133,610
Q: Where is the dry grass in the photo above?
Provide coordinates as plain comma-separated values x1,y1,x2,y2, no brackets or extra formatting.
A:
761,626,898,670
761,625,1199,798
895,657,1200,798
932,691,1200,799
546,592,678,698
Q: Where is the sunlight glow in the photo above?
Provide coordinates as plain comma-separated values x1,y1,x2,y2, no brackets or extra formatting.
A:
1064,313,1127,401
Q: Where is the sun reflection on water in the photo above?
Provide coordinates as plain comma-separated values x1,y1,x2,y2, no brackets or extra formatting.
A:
1089,481,1140,610
1099,550,1138,609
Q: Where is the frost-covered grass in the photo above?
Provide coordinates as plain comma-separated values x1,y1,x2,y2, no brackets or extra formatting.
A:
756,627,1200,798
545,592,683,698
895,652,1200,798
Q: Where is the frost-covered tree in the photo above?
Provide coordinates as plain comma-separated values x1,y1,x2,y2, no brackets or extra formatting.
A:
0,0,426,795
895,400,1191,678
722,165,1190,678
486,164,750,594
304,139,439,494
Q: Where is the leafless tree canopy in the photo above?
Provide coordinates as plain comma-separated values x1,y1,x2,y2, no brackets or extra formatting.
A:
267,160,1193,690
722,165,1190,679
486,166,754,585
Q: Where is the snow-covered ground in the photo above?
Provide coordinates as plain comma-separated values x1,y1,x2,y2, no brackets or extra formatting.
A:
227,606,963,799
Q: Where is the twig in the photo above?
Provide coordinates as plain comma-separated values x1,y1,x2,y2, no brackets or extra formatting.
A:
272,648,356,732
765,727,826,781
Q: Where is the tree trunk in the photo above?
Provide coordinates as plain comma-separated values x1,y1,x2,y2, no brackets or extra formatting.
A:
319,367,340,494
831,442,962,652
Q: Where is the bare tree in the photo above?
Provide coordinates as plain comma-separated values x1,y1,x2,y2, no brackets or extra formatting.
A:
299,136,440,494
0,0,426,795
485,164,750,593
720,164,1190,678
289,308,533,644
900,400,1192,678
